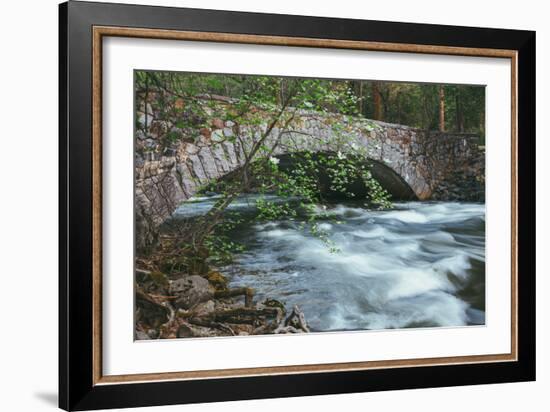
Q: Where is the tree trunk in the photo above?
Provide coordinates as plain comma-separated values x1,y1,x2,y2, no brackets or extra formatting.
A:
358,81,364,115
396,91,402,124
372,82,382,120
438,85,445,132
278,78,286,106
455,90,464,132
479,112,485,143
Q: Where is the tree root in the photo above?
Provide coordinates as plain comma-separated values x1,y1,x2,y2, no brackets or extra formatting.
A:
136,288,170,328
136,264,311,338
186,318,236,336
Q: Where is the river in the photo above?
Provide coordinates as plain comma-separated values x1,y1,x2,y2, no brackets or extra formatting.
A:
171,195,486,332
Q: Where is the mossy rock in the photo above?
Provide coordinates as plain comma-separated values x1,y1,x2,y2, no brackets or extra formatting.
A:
206,271,228,290
150,271,169,289
263,298,286,313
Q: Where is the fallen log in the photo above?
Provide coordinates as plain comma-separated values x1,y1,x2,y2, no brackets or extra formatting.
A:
189,307,280,326
283,305,310,333
214,287,254,307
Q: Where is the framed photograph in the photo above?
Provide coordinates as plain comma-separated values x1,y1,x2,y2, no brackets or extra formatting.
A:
59,1,535,410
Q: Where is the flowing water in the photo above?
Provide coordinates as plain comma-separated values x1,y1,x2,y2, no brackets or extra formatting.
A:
172,195,485,332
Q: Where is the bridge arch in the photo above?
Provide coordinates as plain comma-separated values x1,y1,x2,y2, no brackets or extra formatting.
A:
269,152,417,201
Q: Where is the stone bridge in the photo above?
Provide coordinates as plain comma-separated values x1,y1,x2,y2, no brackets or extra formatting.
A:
135,112,484,251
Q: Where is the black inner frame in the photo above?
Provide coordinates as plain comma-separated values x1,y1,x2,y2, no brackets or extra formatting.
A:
59,1,536,410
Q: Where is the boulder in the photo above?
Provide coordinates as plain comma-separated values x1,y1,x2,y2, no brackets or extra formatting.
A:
135,330,151,340
192,300,216,316
176,323,195,338
170,276,214,310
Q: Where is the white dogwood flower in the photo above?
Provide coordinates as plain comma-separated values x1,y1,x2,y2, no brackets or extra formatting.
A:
269,156,280,165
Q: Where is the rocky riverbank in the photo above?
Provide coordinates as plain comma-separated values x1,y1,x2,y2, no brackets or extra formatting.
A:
135,266,310,339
